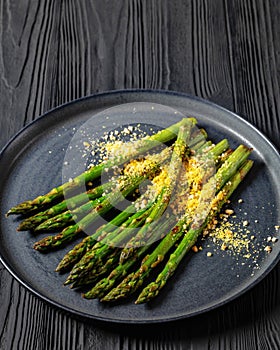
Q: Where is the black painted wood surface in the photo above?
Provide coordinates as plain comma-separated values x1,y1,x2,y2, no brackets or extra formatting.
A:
0,0,279,349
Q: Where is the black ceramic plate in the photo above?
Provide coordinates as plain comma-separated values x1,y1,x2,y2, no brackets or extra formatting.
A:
0,90,280,324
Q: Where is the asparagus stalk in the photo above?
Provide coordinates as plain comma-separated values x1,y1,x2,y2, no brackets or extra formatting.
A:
57,137,193,272
64,201,155,285
33,158,163,252
83,217,175,299
135,160,254,303
7,118,195,216
64,120,193,284
119,121,193,263
56,139,189,273
33,127,187,233
55,201,144,272
73,251,122,289
120,137,229,263
101,145,252,302
17,181,113,231
101,220,188,302
120,139,229,263
35,197,109,232
68,209,155,288
215,145,252,190
19,144,173,231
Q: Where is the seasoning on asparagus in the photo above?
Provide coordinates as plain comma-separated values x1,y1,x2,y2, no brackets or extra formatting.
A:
101,146,252,302
7,118,196,216
119,122,192,263
33,157,164,251
135,160,253,303
120,138,229,263
64,120,193,286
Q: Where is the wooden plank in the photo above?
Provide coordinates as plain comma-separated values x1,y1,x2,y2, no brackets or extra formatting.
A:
226,0,280,148
0,0,280,349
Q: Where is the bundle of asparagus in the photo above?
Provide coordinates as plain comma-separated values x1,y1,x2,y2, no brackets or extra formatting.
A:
7,117,253,304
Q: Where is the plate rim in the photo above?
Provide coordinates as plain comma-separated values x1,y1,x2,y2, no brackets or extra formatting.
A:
1,88,279,158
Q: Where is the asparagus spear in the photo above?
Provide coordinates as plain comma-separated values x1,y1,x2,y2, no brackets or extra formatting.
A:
73,251,122,289
55,201,146,272
63,120,193,283
83,217,175,299
57,138,191,273
33,142,174,233
136,160,254,303
101,145,252,302
34,196,107,232
119,121,193,263
7,118,195,216
20,143,173,232
215,145,252,189
67,205,155,288
57,135,196,272
101,220,188,302
120,138,230,263
33,157,164,251
17,181,113,231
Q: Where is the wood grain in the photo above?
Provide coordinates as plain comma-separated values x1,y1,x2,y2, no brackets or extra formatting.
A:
1,0,280,349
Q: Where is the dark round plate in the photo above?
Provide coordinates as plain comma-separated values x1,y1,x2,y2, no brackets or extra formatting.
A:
0,90,280,324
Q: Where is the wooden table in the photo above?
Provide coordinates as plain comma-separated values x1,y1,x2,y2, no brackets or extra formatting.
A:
1,1,279,349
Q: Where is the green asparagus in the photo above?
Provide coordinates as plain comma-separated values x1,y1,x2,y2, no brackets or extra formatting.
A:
7,118,196,216
83,217,175,299
33,159,163,251
34,196,106,232
17,181,114,231
64,202,155,286
5,116,256,306
120,138,229,263
101,145,252,302
55,202,142,272
136,159,254,303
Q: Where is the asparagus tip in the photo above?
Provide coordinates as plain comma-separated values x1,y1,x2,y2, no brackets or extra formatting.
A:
6,208,20,216
17,223,28,231
63,277,73,286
